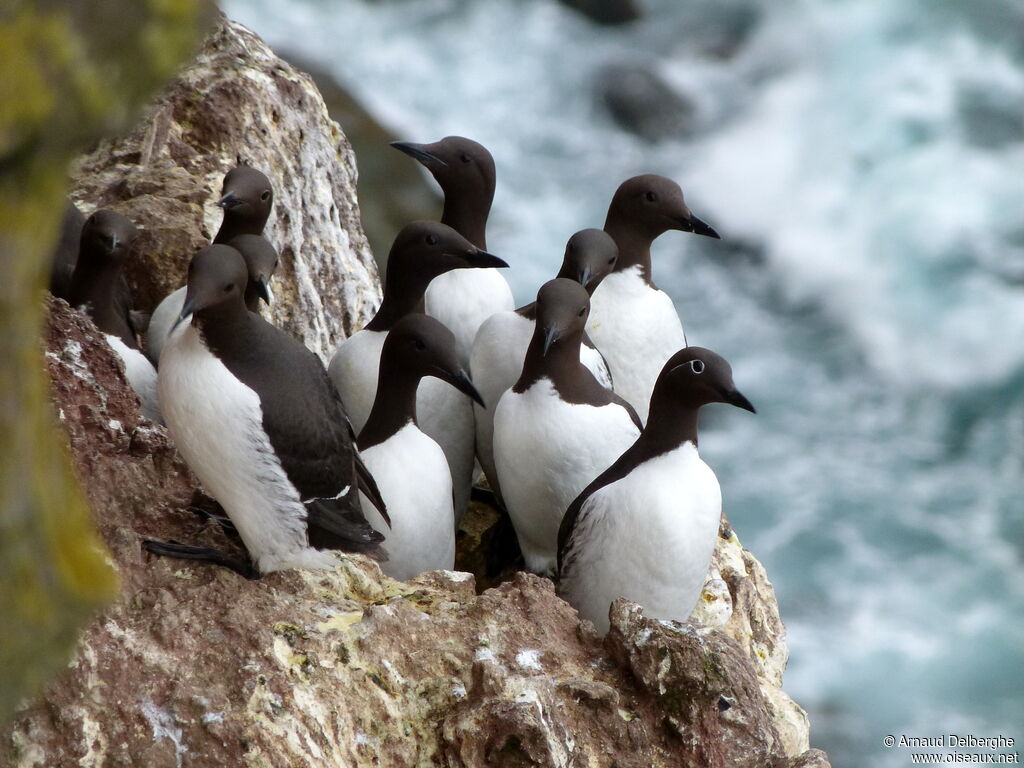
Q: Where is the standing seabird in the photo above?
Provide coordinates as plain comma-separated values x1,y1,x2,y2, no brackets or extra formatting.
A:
146,166,274,365
391,136,515,366
469,229,619,501
557,347,755,634
492,278,642,574
68,210,162,423
328,221,508,523
588,174,720,422
145,244,387,577
48,201,86,301
357,314,485,581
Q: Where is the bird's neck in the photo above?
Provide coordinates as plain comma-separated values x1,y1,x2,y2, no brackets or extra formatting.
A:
514,327,585,394
639,396,700,456
193,300,251,350
214,213,264,244
359,363,422,450
604,214,655,284
441,194,490,250
364,287,427,332
69,259,120,307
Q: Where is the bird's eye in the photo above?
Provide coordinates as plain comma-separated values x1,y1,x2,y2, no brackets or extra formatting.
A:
260,190,271,201
274,259,280,269
607,257,615,265
223,283,233,293
578,307,587,317
414,339,426,351
645,191,658,203
460,153,471,164
426,234,439,246
689,359,705,374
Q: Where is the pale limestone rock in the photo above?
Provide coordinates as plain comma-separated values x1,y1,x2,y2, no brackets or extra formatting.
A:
70,16,381,362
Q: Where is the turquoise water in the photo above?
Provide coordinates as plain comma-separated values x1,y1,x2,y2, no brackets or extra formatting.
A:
225,0,1024,763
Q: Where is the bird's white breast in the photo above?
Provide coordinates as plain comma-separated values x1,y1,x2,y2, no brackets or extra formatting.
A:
159,323,334,573
468,310,534,495
145,285,186,366
358,424,455,581
559,441,721,634
587,266,686,423
492,378,640,574
105,334,163,424
425,269,514,368
329,327,476,521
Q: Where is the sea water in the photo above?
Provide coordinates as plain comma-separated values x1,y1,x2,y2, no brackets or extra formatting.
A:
224,0,1024,763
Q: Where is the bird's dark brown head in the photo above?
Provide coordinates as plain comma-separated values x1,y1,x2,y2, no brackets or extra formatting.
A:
79,209,138,265
180,244,248,321
557,228,619,294
392,135,496,203
535,278,591,356
654,346,755,414
214,166,274,241
227,234,280,306
606,174,719,241
382,314,484,407
386,221,507,286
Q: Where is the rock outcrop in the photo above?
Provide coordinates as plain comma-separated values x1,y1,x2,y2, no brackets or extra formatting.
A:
69,16,381,361
3,18,828,768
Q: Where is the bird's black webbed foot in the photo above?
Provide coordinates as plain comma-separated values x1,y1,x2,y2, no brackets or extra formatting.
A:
143,539,258,579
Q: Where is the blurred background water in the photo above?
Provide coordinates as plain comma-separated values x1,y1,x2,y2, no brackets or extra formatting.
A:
223,0,1024,763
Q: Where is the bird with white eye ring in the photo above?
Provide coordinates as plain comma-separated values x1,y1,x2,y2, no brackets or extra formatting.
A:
558,346,755,635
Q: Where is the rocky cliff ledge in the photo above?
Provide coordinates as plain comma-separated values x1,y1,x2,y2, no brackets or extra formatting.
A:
3,18,829,768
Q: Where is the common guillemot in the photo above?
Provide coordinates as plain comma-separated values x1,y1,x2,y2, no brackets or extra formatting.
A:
557,346,754,634
357,314,484,581
328,221,508,523
48,201,86,301
588,174,720,422
146,166,274,365
391,136,515,366
469,228,619,502
492,278,642,574
145,244,387,577
68,209,162,423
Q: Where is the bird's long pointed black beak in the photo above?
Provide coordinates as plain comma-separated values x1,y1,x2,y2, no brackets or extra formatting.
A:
542,324,561,357
577,265,593,288
456,248,509,269
681,213,720,239
171,298,196,334
391,141,447,168
217,191,241,209
440,368,485,408
255,274,272,305
725,388,756,413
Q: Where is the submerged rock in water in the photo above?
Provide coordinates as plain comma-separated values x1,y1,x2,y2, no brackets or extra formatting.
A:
596,62,700,142
559,0,642,26
71,16,381,361
3,18,828,768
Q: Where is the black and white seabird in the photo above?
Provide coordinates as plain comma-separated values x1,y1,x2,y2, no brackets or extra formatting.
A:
470,229,619,501
211,166,274,244
146,166,275,365
557,347,755,634
68,209,162,423
146,244,387,577
48,201,86,301
588,174,720,423
492,278,642,574
357,314,485,581
391,136,515,366
328,221,508,522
